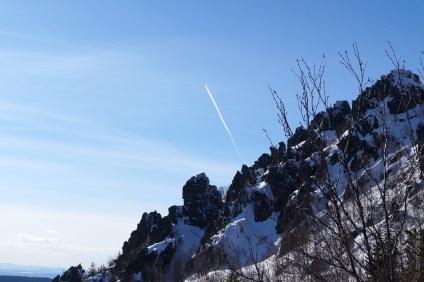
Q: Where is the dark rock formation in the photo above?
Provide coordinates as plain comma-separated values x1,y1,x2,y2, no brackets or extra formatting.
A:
122,211,173,256
168,205,183,225
253,153,272,170
252,189,273,222
265,158,313,215
355,115,379,136
386,70,424,114
126,242,175,281
182,173,222,228
329,100,351,131
276,182,313,234
53,264,84,282
287,126,308,148
338,133,378,162
352,70,424,118
225,165,254,205
417,121,424,177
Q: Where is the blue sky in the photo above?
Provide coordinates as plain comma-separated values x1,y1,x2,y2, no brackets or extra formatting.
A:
0,1,423,268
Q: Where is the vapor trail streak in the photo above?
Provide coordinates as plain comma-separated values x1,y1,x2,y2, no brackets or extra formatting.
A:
204,84,240,155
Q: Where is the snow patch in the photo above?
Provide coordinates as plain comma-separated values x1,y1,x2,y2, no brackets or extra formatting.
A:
388,69,423,90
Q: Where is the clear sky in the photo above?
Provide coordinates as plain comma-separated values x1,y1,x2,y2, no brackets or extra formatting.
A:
0,0,422,269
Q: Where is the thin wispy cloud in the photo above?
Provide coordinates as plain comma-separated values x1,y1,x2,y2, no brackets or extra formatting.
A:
0,158,63,170
17,234,62,245
44,230,59,235
0,48,143,82
0,101,89,125
0,234,118,254
0,135,237,177
0,30,67,46
0,101,239,181
0,29,145,61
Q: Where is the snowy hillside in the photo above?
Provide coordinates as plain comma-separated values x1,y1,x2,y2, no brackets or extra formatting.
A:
55,69,424,282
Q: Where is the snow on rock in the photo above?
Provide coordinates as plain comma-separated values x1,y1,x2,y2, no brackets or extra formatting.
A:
386,69,423,90
210,203,279,267
147,237,176,254
255,181,274,201
83,270,112,282
172,218,205,255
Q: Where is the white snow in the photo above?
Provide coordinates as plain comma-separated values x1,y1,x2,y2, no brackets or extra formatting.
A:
83,270,112,282
389,69,423,90
210,204,279,267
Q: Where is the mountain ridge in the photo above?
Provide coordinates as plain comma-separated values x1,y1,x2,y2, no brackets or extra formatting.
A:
0,263,63,279
56,69,424,281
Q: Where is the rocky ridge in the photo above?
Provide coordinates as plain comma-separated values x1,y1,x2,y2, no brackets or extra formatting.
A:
56,69,424,281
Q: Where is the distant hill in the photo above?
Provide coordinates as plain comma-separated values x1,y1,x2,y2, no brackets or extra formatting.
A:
0,264,62,279
0,276,51,282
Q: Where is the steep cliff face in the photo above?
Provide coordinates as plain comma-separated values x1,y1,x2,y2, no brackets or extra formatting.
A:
58,70,424,282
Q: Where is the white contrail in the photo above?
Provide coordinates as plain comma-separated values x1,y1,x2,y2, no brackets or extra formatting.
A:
204,84,240,156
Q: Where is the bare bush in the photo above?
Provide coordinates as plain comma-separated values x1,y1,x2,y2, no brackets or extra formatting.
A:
271,43,424,281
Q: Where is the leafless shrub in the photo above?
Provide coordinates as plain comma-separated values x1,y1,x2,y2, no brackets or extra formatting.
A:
270,43,424,281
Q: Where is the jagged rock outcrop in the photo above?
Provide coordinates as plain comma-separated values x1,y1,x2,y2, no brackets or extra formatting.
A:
329,100,352,132
253,153,272,170
114,173,224,280
52,264,84,282
182,173,222,228
352,69,424,118
121,211,173,257
287,126,308,148
252,189,273,222
114,211,174,281
124,242,175,282
311,100,351,133
225,165,254,205
386,70,424,114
